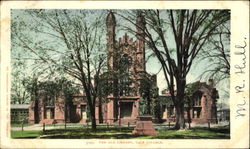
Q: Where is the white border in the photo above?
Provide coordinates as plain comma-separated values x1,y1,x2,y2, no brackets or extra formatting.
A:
1,1,249,148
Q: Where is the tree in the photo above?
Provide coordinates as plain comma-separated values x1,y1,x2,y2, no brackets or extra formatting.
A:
12,10,107,130
23,77,80,122
11,59,30,104
198,24,230,83
96,72,114,123
22,76,39,103
120,10,230,129
139,75,158,116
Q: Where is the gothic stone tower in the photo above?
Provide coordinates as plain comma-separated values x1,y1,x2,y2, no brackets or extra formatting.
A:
135,11,146,73
106,11,116,71
106,11,146,95
105,11,149,124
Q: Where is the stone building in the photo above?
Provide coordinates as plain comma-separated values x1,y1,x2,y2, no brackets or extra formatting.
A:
29,11,157,124
103,11,158,125
11,104,29,123
29,93,91,124
29,94,66,124
162,80,219,124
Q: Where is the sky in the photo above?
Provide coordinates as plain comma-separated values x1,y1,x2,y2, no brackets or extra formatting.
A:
11,9,230,105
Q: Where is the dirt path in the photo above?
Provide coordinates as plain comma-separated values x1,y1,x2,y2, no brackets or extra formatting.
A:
11,124,86,131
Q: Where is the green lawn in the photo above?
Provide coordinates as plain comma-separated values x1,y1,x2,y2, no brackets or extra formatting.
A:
11,127,230,139
11,130,41,138
137,128,230,139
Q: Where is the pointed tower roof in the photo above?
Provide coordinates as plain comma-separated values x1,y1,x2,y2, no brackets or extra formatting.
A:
106,11,116,26
136,11,145,25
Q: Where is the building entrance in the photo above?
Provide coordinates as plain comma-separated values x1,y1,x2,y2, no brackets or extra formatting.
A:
120,102,133,118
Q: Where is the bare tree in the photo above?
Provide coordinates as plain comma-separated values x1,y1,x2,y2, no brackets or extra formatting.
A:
198,24,230,83
120,10,230,129
12,10,107,130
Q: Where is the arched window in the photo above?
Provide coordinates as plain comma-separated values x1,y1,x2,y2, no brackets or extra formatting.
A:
118,54,132,96
119,54,132,73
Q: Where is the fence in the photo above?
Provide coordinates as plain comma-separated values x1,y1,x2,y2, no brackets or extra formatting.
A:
17,118,229,131
39,121,134,132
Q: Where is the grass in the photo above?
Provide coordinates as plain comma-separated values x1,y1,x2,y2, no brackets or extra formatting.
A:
41,127,137,139
11,130,41,138
136,128,230,139
11,126,230,139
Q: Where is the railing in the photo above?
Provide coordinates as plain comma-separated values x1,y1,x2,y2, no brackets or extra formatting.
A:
39,120,135,132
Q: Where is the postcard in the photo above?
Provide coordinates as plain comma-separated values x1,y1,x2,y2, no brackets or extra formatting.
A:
0,1,249,148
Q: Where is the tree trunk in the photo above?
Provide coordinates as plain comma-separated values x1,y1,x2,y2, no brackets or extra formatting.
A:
98,99,103,123
90,105,96,130
85,88,97,130
174,104,185,129
174,79,186,130
187,97,192,129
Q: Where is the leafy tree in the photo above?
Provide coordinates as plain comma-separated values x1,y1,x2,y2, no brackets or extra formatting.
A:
11,44,41,105
139,75,162,122
96,72,114,123
24,77,80,122
11,59,30,104
139,75,158,115
22,76,39,103
152,98,164,123
139,77,153,115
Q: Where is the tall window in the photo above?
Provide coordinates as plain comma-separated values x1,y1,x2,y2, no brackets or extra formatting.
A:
45,95,55,119
192,91,202,118
45,95,54,106
194,96,201,106
193,91,202,106
81,105,87,119
118,54,132,96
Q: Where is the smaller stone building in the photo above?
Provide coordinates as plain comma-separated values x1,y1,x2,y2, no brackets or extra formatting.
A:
161,80,219,124
29,93,89,124
11,104,29,123
29,95,65,124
